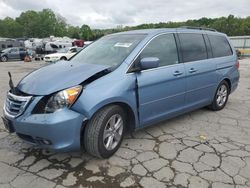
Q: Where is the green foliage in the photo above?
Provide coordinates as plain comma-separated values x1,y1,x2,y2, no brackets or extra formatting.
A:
80,25,92,40
0,9,249,40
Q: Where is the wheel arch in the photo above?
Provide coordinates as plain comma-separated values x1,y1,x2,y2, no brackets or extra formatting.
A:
217,77,231,93
80,101,137,149
60,56,67,60
223,78,232,93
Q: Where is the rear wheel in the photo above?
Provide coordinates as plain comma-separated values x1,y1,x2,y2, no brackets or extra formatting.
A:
209,80,229,111
1,56,8,62
84,105,126,158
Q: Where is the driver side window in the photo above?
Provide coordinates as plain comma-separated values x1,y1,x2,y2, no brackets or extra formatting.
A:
10,48,18,53
140,34,179,67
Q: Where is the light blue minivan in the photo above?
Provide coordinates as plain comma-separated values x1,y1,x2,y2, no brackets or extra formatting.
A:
2,27,239,158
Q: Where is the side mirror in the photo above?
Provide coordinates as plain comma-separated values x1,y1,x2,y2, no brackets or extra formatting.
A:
139,57,160,70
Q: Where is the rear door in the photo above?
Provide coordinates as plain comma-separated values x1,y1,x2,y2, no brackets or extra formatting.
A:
135,33,186,126
178,33,218,108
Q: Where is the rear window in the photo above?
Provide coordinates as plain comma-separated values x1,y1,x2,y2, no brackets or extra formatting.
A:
179,33,207,62
208,35,233,58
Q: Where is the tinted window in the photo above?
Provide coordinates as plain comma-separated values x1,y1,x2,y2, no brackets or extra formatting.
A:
140,34,178,67
208,35,233,57
179,33,207,62
10,48,18,52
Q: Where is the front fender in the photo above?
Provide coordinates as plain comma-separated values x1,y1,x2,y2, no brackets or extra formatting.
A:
71,69,139,128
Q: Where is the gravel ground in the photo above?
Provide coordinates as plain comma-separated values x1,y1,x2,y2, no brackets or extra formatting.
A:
0,59,250,188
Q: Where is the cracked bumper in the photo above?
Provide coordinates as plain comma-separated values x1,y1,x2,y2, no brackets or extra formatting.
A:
3,108,85,152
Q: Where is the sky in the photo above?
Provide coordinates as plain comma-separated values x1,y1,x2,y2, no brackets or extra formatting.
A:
0,0,249,29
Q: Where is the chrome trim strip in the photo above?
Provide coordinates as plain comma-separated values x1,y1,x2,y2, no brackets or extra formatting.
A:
8,92,32,102
4,92,32,119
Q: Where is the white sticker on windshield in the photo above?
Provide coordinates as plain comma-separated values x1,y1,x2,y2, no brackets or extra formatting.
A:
114,42,133,48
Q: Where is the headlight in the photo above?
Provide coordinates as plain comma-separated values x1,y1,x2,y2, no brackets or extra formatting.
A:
44,85,82,113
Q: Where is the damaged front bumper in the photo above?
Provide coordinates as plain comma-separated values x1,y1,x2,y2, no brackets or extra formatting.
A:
3,94,86,152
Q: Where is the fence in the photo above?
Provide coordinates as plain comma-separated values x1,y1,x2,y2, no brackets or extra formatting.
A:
229,36,250,57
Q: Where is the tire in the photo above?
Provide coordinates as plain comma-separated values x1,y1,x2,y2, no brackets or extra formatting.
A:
60,57,67,61
1,56,8,62
209,80,229,111
84,105,126,158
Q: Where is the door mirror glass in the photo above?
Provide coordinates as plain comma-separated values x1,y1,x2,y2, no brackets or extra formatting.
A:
139,57,160,70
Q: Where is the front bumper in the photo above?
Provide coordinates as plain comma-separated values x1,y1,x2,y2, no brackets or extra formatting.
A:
3,96,86,152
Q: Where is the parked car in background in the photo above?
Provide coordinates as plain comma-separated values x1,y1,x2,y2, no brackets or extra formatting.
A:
0,47,27,62
72,39,84,47
2,28,239,158
44,47,82,62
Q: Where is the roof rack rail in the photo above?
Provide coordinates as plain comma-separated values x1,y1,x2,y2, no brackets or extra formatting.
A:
179,26,217,32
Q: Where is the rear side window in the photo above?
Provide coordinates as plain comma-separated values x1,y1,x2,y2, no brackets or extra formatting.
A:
140,34,178,67
179,33,207,62
208,35,233,57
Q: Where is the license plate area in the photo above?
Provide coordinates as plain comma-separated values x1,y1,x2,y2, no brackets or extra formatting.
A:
1,117,15,133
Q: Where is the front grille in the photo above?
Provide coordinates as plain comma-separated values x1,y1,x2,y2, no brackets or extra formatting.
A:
4,92,32,118
45,57,50,59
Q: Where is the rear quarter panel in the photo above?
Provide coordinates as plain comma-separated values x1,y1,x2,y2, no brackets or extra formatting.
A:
215,54,239,94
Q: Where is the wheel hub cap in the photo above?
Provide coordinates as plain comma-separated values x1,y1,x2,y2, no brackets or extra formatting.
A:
103,114,123,150
216,84,228,107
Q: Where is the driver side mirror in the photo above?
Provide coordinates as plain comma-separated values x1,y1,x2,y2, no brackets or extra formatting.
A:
139,57,160,70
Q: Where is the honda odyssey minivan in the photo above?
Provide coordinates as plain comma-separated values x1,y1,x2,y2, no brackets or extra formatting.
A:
2,27,239,158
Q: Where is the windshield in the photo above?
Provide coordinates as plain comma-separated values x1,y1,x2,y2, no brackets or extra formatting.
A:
56,48,69,53
70,34,145,67
2,48,11,53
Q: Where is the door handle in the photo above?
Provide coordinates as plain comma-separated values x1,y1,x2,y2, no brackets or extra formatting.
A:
173,71,183,76
189,68,197,73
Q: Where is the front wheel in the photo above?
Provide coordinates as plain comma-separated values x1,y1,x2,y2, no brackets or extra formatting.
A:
1,56,8,62
209,80,229,111
84,105,126,158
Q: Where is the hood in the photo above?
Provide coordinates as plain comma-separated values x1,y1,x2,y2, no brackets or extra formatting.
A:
17,61,111,95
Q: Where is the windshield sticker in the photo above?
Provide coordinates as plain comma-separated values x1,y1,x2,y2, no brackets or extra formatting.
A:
114,43,133,48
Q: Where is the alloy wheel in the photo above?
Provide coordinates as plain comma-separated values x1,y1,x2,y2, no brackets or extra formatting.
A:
103,114,123,150
216,84,228,107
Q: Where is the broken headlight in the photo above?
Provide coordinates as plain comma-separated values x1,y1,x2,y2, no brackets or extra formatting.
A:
44,85,82,113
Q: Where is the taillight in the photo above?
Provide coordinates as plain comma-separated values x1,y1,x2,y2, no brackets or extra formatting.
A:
236,60,240,69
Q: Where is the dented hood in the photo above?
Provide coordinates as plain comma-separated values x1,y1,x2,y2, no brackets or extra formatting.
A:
17,61,110,95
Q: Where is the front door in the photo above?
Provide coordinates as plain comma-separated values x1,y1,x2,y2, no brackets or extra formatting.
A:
9,48,20,59
136,34,186,126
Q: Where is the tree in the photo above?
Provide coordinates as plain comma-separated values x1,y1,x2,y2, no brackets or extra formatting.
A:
80,24,93,40
0,17,23,38
67,26,80,39
16,10,40,37
0,10,250,39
